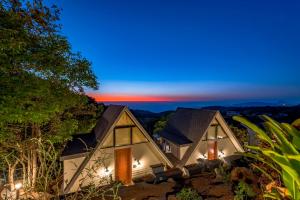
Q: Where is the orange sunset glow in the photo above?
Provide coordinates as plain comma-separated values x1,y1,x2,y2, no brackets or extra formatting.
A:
88,93,214,102
89,93,174,102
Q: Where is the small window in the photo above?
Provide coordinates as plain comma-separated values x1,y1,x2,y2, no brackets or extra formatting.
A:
217,126,227,139
115,127,131,146
207,125,217,140
165,144,171,153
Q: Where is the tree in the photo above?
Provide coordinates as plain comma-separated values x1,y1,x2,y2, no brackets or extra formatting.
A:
0,0,98,191
153,113,173,134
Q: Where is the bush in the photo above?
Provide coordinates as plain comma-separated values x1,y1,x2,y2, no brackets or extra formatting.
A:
234,115,300,199
176,188,202,200
234,181,256,200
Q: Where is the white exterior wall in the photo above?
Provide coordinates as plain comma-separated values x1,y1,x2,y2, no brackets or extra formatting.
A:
65,141,166,193
131,142,165,177
186,138,238,166
63,156,85,191
164,139,190,160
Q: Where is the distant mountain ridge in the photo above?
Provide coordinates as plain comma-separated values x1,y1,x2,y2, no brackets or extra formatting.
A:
232,101,285,107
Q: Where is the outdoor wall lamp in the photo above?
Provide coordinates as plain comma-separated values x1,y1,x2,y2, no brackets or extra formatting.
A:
133,159,141,168
218,150,225,158
199,153,207,159
15,182,22,190
103,167,110,176
15,182,22,199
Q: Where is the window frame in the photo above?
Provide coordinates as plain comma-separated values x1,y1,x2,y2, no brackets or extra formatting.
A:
114,125,133,147
202,124,229,141
102,125,149,148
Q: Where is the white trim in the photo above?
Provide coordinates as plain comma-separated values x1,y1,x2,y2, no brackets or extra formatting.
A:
215,112,244,152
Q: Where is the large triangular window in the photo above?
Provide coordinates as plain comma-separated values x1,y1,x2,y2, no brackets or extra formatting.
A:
132,127,148,143
101,112,149,148
202,119,228,141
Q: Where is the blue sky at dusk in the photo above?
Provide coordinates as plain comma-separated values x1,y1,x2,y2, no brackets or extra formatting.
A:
47,0,300,103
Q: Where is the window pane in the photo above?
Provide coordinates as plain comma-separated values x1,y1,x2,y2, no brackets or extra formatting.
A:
207,125,217,140
115,128,131,146
132,127,147,143
217,126,227,138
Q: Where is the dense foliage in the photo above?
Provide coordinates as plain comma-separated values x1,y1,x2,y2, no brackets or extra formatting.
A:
0,0,102,197
234,115,300,199
153,113,173,134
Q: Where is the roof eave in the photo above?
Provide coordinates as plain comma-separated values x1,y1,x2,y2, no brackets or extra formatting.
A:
60,152,90,161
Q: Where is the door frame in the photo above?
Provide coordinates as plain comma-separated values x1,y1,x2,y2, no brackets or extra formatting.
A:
207,140,218,160
114,147,132,185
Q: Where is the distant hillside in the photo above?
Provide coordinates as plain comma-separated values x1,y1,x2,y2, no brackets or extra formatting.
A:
131,109,174,133
232,101,289,107
130,105,300,134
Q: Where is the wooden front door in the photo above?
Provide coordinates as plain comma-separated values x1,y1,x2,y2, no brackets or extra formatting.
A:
115,148,132,185
207,141,218,160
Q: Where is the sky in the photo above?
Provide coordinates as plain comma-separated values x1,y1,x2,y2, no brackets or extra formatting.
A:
46,0,300,104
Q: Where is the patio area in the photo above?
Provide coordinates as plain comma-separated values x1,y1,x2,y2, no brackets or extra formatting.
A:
118,172,234,200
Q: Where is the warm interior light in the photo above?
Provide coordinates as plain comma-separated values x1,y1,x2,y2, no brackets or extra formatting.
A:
15,182,22,190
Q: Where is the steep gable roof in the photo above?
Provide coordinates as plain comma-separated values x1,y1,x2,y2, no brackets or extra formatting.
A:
160,108,243,167
93,105,125,141
63,105,173,193
61,105,125,160
163,108,217,145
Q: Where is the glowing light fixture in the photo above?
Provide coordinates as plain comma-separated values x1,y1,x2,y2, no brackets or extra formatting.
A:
218,150,225,158
133,159,141,168
104,167,110,176
15,182,22,190
98,167,111,177
199,153,207,159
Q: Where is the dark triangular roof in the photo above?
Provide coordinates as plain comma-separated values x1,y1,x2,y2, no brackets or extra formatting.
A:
160,107,219,167
162,108,217,145
61,105,125,159
93,105,125,141
62,105,173,193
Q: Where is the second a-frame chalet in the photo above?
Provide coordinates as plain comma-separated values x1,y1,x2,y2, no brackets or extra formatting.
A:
157,108,244,168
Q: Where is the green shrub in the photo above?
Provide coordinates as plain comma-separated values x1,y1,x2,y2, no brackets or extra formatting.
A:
176,188,202,200
234,115,300,199
234,181,256,200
